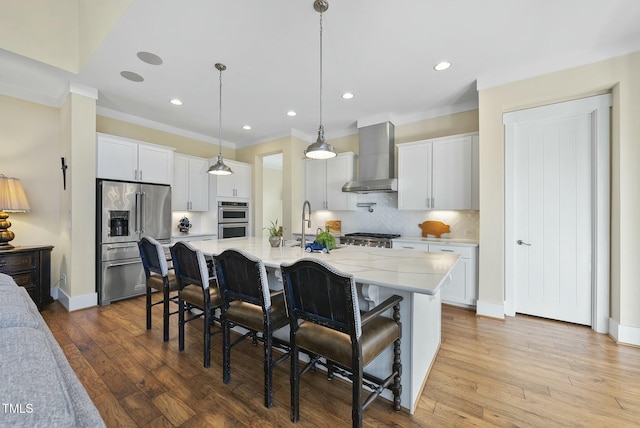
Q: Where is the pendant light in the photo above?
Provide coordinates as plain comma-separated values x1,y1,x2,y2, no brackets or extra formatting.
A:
208,63,233,175
304,0,337,160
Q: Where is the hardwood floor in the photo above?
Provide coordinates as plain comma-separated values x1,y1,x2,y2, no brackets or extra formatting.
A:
41,298,640,427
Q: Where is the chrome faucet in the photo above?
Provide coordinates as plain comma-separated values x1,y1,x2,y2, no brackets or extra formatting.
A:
301,200,311,248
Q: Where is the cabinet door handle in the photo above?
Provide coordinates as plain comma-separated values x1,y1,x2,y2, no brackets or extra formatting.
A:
402,246,415,249
140,170,143,180
440,249,454,252
517,240,531,246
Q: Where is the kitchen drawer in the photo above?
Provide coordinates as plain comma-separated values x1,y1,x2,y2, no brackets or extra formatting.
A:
0,252,36,272
428,244,473,259
392,240,430,251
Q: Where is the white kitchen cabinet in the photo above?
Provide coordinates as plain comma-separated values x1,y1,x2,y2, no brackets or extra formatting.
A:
304,152,356,211
471,134,480,210
304,158,326,209
173,154,209,211
392,239,478,307
398,133,476,210
97,133,173,185
211,159,252,199
428,243,478,307
391,240,430,252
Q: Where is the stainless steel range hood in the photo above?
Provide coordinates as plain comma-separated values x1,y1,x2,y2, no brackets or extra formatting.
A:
342,122,397,193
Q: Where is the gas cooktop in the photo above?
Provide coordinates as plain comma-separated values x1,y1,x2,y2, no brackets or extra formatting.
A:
340,232,401,248
343,232,401,239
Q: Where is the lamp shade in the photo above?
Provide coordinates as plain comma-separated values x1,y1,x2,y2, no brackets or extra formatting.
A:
207,154,233,175
0,175,30,212
305,125,336,160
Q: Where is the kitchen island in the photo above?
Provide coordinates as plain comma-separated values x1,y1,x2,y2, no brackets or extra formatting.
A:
188,237,459,413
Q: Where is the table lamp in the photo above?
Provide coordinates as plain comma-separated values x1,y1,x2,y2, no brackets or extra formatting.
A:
0,175,30,250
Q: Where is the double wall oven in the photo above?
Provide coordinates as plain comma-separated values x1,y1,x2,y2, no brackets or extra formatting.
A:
217,201,249,239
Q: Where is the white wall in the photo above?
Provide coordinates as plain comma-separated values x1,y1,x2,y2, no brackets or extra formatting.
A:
478,51,640,332
262,166,283,236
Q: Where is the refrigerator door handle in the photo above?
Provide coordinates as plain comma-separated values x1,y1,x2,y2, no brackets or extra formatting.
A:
134,191,140,234
140,192,146,234
104,260,141,268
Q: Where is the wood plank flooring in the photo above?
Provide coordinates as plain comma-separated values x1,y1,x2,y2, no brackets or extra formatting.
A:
41,298,640,427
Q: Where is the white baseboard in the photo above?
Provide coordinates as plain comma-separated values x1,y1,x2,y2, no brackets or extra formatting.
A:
476,300,505,319
608,318,640,346
55,287,99,312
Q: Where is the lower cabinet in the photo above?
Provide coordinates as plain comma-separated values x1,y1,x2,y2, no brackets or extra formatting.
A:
171,234,217,244
428,244,477,307
392,239,478,307
0,246,53,310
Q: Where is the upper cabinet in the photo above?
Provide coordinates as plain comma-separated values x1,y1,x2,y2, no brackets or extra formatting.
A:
97,133,173,185
398,133,478,210
304,152,357,211
173,154,209,211
210,159,252,200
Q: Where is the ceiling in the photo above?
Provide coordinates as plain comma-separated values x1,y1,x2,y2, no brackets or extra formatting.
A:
2,0,640,149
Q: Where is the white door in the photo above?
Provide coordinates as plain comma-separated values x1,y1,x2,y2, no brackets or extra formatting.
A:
504,94,611,330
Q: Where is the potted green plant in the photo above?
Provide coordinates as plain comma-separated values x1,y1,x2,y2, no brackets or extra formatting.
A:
265,219,282,247
314,226,336,252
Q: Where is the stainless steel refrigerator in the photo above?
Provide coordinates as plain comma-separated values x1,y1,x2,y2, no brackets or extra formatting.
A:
96,180,171,305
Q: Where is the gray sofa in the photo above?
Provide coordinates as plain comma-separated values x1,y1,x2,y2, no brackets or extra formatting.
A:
0,273,105,427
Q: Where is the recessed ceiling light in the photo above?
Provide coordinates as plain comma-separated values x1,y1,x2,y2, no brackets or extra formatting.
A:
434,61,451,71
342,92,354,100
242,125,252,130
170,98,183,106
137,51,163,65
120,71,144,82
287,111,297,117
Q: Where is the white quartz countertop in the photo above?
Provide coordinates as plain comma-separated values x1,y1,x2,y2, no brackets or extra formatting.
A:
187,237,459,296
392,237,479,246
172,233,217,239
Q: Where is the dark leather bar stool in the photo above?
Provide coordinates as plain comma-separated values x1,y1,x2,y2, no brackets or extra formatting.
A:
170,241,222,368
138,236,179,342
280,258,403,427
213,249,290,408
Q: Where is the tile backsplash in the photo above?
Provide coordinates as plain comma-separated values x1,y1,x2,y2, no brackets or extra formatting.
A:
310,193,478,239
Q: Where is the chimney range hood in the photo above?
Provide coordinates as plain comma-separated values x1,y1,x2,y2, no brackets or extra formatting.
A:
342,121,397,193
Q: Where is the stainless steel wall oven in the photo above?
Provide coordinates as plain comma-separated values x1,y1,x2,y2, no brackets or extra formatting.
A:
217,201,249,238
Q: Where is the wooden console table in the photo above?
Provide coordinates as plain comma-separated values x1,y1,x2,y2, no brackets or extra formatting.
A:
0,245,54,310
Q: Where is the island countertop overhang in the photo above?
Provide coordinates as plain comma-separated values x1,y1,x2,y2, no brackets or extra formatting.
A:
187,237,459,295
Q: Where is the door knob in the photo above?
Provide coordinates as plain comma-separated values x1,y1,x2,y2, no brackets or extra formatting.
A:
517,240,531,246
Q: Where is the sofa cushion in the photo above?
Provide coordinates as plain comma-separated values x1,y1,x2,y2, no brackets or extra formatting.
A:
0,289,39,329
